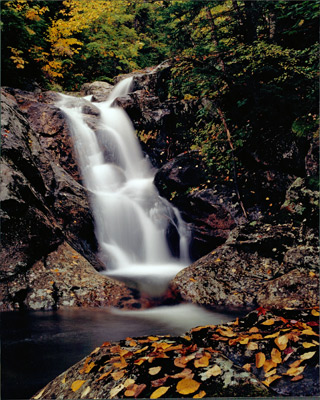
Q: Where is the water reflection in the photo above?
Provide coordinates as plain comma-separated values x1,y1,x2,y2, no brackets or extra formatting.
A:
1,305,236,399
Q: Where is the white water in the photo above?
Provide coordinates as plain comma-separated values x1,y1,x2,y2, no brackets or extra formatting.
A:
58,78,190,295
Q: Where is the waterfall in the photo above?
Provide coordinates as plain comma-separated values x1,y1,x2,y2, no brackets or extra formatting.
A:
58,78,190,295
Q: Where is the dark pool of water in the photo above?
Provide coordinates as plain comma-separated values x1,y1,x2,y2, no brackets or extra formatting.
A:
1,305,237,400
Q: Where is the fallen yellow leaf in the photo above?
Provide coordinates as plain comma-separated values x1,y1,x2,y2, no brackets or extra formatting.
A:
247,342,259,351
242,363,251,372
249,327,260,333
194,356,210,368
255,352,266,368
148,336,159,341
264,332,280,339
265,368,277,378
71,380,86,392
193,390,206,398
111,370,126,380
81,386,91,398
285,366,305,376
150,386,169,399
263,360,277,373
176,378,201,395
109,383,125,398
262,319,275,326
149,366,162,375
302,342,316,349
301,329,319,336
33,389,45,399
311,309,319,317
262,375,281,386
275,334,288,350
289,359,302,368
271,348,282,364
300,351,316,360
291,375,304,382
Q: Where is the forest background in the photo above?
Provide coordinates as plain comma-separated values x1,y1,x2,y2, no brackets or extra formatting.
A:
2,0,319,177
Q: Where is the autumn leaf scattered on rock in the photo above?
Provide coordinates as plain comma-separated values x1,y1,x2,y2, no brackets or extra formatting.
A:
150,386,170,399
176,378,201,395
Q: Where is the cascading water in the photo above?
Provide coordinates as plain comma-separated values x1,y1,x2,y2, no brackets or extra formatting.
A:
58,78,190,295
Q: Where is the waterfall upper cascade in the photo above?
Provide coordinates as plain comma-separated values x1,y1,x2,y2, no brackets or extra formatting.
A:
58,78,190,295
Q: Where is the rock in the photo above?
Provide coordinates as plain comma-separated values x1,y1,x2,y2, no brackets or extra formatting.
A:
305,133,319,177
31,307,320,399
81,81,114,102
170,222,319,311
189,308,319,397
0,242,151,311
31,326,270,399
256,268,319,309
281,176,319,228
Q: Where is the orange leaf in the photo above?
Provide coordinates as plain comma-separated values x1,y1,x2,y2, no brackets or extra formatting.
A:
263,360,277,373
124,383,146,398
134,346,149,354
311,309,319,317
134,358,145,365
148,336,159,341
176,378,201,395
194,356,210,368
113,357,128,369
151,376,169,387
150,386,170,398
174,356,190,368
255,352,266,368
193,390,206,398
289,359,302,368
271,348,282,364
275,334,288,350
291,375,304,382
96,370,112,382
242,363,251,372
264,332,280,339
249,327,259,333
216,328,236,337
71,380,86,392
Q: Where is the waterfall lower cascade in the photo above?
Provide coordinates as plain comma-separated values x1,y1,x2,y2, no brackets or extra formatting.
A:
58,78,190,295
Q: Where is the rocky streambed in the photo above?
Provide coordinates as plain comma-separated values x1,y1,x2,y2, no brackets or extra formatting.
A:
1,62,319,398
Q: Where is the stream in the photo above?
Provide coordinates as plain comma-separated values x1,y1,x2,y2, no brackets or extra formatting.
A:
1,305,237,399
2,78,237,400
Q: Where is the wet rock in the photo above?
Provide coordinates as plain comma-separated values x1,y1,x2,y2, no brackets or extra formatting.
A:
281,176,319,228
170,222,319,311
31,324,270,399
81,81,114,102
0,242,151,311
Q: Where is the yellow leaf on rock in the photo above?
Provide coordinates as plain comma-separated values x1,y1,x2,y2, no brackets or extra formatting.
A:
264,332,280,339
249,327,259,333
301,329,319,336
291,375,304,382
149,366,162,375
300,351,316,360
134,346,149,354
285,366,305,376
71,380,86,392
217,328,236,337
150,386,170,399
262,319,275,326
194,356,210,368
193,390,206,398
271,348,282,364
242,363,251,372
263,360,277,373
289,359,302,368
111,370,126,380
124,378,135,388
96,370,112,381
247,342,259,350
275,334,288,350
265,368,277,378
148,336,159,341
311,309,319,317
176,378,201,395
255,352,266,368
61,376,66,384
134,358,145,365
302,342,316,349
110,383,125,398
262,375,281,386
239,337,250,344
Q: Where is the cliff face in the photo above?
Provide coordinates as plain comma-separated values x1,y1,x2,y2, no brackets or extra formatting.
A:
1,62,318,312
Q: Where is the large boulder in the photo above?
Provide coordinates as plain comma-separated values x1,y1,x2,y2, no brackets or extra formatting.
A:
81,81,114,102
0,242,151,311
170,222,319,312
31,307,319,399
